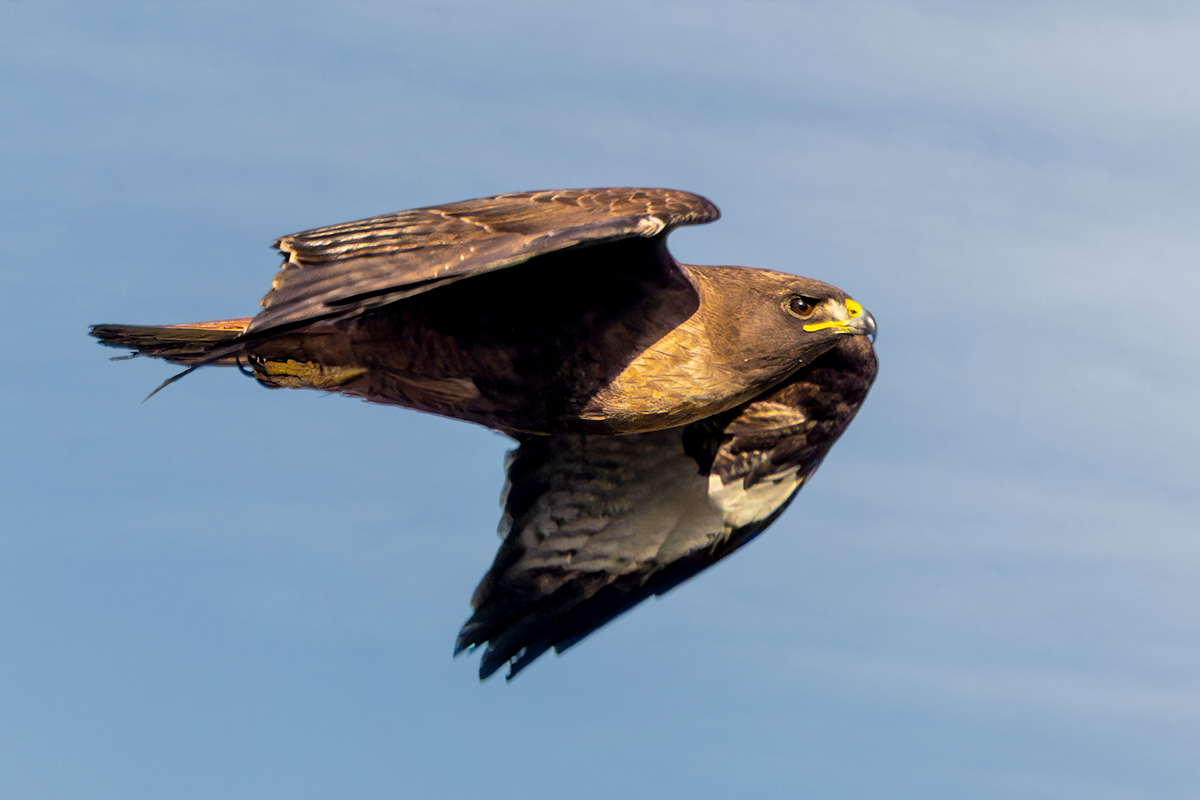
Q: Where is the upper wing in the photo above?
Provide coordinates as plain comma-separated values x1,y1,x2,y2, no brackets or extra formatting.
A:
455,337,878,680
247,188,719,338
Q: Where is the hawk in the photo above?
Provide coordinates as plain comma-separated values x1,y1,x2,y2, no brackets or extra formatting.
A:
92,188,878,680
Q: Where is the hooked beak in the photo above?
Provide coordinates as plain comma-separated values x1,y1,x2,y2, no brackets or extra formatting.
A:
858,310,877,343
804,298,877,342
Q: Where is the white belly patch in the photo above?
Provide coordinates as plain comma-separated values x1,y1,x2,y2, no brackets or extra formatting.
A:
707,470,804,529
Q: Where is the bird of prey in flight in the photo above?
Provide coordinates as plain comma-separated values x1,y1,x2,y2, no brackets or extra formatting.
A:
92,188,878,680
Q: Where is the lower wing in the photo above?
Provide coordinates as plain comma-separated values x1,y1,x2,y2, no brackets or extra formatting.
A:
456,425,807,680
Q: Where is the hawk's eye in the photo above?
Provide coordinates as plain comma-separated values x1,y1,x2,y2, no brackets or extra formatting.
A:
787,296,817,318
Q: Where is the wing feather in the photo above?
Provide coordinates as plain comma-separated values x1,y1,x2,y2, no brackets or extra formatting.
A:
456,338,878,680
248,188,719,337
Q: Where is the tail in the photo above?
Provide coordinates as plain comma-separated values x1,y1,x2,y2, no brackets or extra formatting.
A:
90,318,252,366
92,316,365,401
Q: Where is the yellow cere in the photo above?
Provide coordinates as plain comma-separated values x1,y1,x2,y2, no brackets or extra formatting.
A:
803,298,863,334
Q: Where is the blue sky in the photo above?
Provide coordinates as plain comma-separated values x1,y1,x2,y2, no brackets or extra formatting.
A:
2,3,1198,798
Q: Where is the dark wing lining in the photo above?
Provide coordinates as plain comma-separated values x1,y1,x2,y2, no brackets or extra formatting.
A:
247,188,719,337
456,338,879,680
455,427,731,680
455,422,806,681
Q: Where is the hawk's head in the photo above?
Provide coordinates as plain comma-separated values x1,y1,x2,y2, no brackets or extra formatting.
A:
688,265,876,376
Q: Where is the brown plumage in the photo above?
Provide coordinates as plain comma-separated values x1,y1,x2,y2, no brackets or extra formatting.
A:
92,188,878,680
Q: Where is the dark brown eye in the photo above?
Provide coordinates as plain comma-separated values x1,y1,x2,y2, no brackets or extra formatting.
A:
788,296,817,318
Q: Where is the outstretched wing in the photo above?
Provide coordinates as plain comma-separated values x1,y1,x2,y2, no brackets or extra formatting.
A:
248,188,719,339
456,337,878,680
